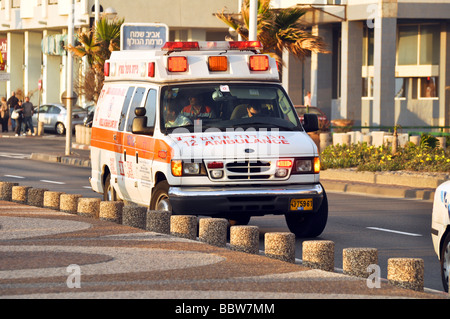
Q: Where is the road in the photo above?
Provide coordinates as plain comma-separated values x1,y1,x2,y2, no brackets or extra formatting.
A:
0,135,444,292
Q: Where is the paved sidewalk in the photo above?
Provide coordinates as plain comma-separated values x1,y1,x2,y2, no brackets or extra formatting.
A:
0,201,448,300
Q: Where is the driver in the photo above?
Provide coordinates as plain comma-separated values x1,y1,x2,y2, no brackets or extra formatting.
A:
164,101,191,127
245,104,261,118
180,94,215,120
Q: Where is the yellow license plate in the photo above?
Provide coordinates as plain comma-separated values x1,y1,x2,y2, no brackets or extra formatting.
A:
290,198,313,211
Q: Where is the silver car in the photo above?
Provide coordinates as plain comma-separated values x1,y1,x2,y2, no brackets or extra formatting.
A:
32,103,87,135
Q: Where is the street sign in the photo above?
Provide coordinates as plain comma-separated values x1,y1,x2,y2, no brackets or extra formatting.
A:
0,73,10,81
120,23,169,51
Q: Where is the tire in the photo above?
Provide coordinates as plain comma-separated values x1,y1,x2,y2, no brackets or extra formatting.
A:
150,180,172,212
440,232,450,293
103,173,118,202
284,188,328,238
56,122,65,135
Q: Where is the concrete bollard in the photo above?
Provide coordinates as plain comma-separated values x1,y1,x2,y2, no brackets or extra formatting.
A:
60,194,82,214
341,134,351,146
199,218,228,247
230,225,259,254
170,215,198,240
146,210,171,234
99,201,124,223
122,205,147,229
27,188,48,207
319,132,332,152
387,258,424,292
409,135,420,146
264,232,296,263
363,134,372,146
11,186,31,204
0,182,19,201
77,198,101,218
43,191,64,210
302,240,335,272
437,136,447,150
343,248,378,278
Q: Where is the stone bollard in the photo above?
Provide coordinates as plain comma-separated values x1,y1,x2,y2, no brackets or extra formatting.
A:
170,215,198,240
363,134,372,146
343,248,378,278
146,210,171,234
43,191,64,210
341,134,351,146
199,218,228,247
409,135,420,146
27,188,48,207
77,198,101,218
387,258,424,291
60,194,82,214
302,240,335,272
319,132,332,152
0,182,19,201
99,201,124,223
264,232,295,263
230,225,259,254
11,186,31,204
122,205,147,229
437,136,447,150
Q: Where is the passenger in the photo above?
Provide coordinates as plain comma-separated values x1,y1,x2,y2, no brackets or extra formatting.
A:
180,94,214,120
164,101,191,128
245,104,261,118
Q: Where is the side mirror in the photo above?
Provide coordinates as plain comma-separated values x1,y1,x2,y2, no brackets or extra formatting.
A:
303,113,319,132
132,107,154,135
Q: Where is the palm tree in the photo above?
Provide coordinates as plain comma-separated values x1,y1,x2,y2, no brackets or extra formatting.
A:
216,0,328,68
68,17,124,102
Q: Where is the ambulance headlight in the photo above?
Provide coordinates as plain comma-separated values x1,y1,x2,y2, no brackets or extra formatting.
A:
292,157,320,174
171,160,207,177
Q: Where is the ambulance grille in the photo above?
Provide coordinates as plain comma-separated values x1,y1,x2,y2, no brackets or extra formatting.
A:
225,160,271,180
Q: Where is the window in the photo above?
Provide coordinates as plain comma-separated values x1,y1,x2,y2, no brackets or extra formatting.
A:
397,24,440,66
411,77,438,99
395,78,406,98
126,87,146,132
362,77,373,98
144,89,157,127
118,87,135,131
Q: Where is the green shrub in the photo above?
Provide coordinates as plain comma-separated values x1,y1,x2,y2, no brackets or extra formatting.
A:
321,138,450,172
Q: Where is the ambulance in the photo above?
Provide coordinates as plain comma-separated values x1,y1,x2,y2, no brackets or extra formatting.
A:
90,40,328,237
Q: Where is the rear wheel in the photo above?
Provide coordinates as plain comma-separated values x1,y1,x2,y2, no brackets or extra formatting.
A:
440,232,450,293
150,181,172,212
284,188,328,238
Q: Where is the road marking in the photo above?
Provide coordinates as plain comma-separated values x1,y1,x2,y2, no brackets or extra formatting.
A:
4,175,25,179
0,152,31,159
82,186,92,189
40,180,66,185
367,227,422,237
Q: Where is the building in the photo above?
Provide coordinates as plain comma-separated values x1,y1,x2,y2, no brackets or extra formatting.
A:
276,0,450,130
0,0,238,105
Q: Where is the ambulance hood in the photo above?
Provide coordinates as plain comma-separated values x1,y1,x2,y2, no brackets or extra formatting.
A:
168,130,317,160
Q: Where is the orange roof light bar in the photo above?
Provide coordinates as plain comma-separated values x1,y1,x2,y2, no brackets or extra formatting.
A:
167,56,188,72
249,55,269,71
162,42,200,52
208,56,228,72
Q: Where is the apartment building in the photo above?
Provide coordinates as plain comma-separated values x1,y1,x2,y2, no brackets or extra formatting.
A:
0,0,238,104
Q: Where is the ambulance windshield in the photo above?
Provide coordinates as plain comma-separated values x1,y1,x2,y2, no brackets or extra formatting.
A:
161,83,302,132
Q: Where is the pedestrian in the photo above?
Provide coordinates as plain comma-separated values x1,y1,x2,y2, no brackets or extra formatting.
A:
1,97,9,132
22,96,35,136
7,91,18,131
14,100,24,136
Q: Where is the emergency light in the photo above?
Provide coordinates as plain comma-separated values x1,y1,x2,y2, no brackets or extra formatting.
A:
168,56,188,72
249,55,269,71
208,56,228,72
162,41,263,52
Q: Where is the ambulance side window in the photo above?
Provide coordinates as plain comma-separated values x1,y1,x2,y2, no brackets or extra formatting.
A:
144,89,157,128
119,86,135,131
125,87,146,132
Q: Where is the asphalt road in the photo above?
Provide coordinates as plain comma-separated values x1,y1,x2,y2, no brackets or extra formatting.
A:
0,135,445,292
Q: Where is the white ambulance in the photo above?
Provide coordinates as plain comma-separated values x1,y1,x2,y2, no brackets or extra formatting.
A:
90,40,328,237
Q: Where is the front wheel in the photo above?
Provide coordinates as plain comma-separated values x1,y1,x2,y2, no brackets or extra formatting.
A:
56,122,65,135
284,189,328,238
103,173,118,202
150,181,172,212
440,232,450,293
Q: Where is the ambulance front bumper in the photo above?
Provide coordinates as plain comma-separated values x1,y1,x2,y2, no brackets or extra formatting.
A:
168,183,324,216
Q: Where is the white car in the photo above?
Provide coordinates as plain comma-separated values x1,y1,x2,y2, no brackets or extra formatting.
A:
32,103,87,135
431,180,450,292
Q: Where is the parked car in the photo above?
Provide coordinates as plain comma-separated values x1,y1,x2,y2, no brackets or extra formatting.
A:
83,104,95,127
294,105,330,131
32,103,87,135
431,180,450,292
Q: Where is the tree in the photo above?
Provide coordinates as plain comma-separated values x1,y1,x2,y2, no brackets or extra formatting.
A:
68,17,124,103
216,0,328,68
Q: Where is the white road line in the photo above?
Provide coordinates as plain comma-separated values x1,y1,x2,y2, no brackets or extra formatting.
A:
367,227,422,237
4,175,25,179
40,180,66,185
82,186,92,189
